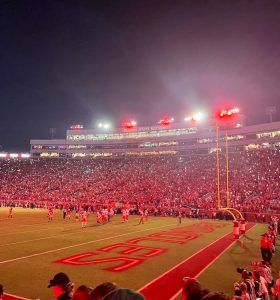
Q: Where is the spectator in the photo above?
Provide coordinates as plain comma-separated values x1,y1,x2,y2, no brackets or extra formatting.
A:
251,272,262,300
201,291,230,300
254,262,274,292
102,288,146,300
90,282,118,300
232,282,242,300
274,271,280,300
241,270,256,300
73,285,92,300
253,270,269,300
0,149,279,218
0,284,3,300
48,272,74,300
239,283,250,300
180,278,203,300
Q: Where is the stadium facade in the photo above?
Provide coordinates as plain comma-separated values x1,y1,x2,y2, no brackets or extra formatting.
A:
30,121,280,158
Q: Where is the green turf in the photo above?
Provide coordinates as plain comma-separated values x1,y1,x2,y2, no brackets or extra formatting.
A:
0,208,279,300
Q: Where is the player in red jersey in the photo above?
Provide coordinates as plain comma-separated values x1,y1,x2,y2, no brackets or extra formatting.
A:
125,208,129,222
66,208,71,220
8,207,13,218
139,210,144,225
122,208,126,223
144,209,149,222
96,211,102,224
47,207,53,222
101,208,108,224
80,210,87,228
109,207,114,222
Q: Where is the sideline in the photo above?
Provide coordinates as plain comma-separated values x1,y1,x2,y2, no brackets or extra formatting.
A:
4,293,30,300
169,223,256,300
138,223,256,300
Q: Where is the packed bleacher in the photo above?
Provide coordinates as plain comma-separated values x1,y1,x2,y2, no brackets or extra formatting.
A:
0,149,279,219
0,149,280,300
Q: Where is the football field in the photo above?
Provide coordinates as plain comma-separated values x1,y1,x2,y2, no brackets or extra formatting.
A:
0,208,279,300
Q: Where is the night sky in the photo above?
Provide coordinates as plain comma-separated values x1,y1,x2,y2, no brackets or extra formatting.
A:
1,0,280,151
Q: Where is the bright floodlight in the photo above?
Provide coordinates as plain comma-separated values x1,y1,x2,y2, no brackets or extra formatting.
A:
98,122,111,129
185,112,205,122
192,112,204,121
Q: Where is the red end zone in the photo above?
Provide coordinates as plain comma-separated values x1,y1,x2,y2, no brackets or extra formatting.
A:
138,223,255,300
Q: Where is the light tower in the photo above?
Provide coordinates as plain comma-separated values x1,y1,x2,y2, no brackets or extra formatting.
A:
216,107,244,237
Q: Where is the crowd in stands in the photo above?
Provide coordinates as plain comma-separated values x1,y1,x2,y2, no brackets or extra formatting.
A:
0,149,280,299
0,149,279,219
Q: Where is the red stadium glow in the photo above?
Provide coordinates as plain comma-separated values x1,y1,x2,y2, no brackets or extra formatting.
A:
218,108,239,118
70,124,84,130
123,120,137,129
159,117,174,126
0,153,30,159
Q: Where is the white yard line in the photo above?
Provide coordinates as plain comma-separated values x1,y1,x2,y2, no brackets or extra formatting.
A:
0,215,158,236
0,221,155,247
0,218,159,246
0,221,81,236
0,223,175,264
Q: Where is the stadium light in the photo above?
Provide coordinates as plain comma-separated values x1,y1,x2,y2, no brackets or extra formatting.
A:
218,108,239,118
70,124,84,130
97,122,111,130
123,120,137,129
192,112,204,121
184,112,206,122
159,117,174,126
